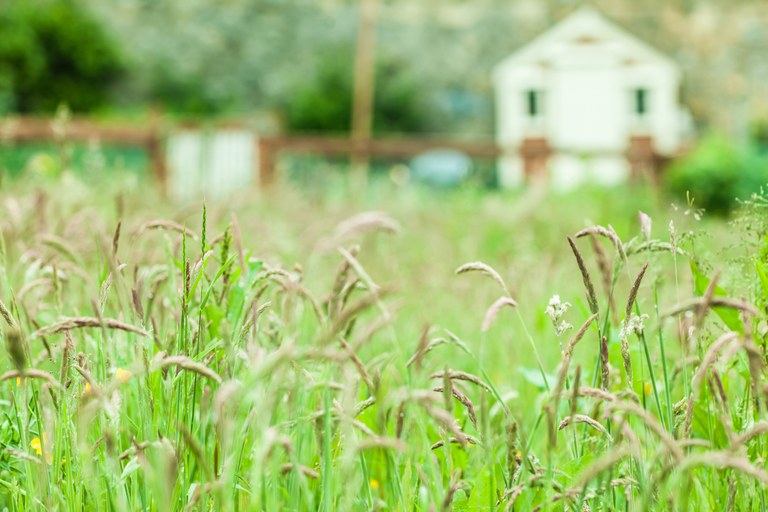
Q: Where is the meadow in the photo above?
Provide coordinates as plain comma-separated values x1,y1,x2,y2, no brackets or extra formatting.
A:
1,169,767,511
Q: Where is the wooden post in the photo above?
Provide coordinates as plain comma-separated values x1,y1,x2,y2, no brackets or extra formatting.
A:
147,130,166,194
350,0,379,186
626,135,658,185
258,137,276,187
519,137,552,182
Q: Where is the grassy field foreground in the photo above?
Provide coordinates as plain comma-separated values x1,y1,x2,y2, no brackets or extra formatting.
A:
1,174,768,510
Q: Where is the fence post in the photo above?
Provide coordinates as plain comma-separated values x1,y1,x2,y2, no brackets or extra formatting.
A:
519,137,552,182
626,135,659,185
258,137,276,187
147,127,167,195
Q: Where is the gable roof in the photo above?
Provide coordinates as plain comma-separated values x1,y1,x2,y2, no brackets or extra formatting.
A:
493,6,680,81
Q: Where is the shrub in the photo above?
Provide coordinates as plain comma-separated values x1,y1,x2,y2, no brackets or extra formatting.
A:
0,0,124,113
284,50,427,134
664,135,768,216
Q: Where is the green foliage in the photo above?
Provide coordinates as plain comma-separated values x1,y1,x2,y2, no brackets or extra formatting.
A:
0,143,148,182
148,64,232,115
0,0,123,113
664,135,768,215
284,50,428,134
752,119,768,156
689,260,742,332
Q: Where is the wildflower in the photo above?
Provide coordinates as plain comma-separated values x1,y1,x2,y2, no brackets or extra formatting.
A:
30,433,53,464
619,314,647,384
620,313,648,340
545,295,573,337
644,383,653,396
84,368,132,395
30,436,42,455
370,479,380,491
115,368,132,383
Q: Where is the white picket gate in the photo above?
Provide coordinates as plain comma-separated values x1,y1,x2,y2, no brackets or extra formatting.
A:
166,129,257,201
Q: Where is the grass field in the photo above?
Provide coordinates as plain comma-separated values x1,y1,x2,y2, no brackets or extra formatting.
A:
1,170,768,511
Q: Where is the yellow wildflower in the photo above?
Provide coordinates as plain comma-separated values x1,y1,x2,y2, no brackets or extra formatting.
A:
369,479,380,491
644,383,653,396
115,368,132,383
83,368,131,395
30,433,53,464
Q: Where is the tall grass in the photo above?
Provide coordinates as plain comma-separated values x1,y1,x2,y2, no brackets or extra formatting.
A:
0,175,766,511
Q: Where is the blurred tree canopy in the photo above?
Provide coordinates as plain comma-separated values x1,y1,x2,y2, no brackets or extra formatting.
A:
0,0,124,113
79,0,768,137
3,0,768,138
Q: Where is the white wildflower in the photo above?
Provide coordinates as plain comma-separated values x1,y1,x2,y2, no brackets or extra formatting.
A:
620,313,649,339
556,320,572,336
545,294,573,336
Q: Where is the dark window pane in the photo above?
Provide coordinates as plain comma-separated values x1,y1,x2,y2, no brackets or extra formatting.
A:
527,90,540,117
635,88,648,115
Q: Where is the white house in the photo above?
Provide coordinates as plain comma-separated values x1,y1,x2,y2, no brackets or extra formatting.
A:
493,6,688,189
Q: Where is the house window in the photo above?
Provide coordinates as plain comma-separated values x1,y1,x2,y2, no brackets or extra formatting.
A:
634,88,649,116
526,89,543,118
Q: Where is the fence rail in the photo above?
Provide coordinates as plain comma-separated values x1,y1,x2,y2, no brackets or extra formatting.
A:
256,135,504,185
0,116,167,187
0,116,665,194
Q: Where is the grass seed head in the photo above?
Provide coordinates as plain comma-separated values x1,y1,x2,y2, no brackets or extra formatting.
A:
4,328,26,372
482,296,518,332
455,261,510,296
567,237,599,315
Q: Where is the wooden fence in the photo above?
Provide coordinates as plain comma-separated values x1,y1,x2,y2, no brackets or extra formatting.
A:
256,135,503,186
0,116,166,186
0,116,664,195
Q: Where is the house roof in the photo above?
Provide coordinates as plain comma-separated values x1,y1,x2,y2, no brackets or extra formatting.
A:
493,6,680,82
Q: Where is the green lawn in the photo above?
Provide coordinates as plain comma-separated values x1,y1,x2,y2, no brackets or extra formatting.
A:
0,171,766,511
0,143,148,181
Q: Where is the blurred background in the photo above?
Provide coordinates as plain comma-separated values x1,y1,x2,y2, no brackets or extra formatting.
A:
1,0,768,213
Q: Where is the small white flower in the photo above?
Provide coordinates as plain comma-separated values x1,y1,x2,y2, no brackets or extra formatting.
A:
556,320,572,336
620,313,648,339
545,295,573,336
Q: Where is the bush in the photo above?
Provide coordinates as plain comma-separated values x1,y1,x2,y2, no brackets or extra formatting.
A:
284,50,427,135
664,135,768,216
0,0,123,113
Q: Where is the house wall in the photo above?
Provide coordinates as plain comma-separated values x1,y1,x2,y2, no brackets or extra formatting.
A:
493,16,683,189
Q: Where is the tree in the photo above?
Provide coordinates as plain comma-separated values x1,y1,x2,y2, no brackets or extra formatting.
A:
284,50,428,134
0,0,124,113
